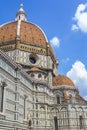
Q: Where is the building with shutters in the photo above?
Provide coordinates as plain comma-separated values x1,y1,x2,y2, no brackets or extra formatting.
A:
0,4,87,130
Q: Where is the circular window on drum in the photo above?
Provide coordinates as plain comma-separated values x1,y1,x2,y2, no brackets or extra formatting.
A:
29,57,36,64
29,53,39,65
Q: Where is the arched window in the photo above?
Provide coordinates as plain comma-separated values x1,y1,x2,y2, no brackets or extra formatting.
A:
71,108,77,126
60,108,68,126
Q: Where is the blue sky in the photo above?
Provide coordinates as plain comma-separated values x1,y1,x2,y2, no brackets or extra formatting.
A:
0,0,87,98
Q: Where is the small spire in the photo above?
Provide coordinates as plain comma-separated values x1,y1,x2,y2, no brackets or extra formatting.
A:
15,4,27,21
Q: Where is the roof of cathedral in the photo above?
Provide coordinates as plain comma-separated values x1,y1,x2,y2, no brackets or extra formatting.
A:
52,75,75,88
0,4,56,62
0,21,47,47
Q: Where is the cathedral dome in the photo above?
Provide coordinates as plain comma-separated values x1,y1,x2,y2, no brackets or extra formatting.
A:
0,4,56,62
52,75,75,88
0,21,47,47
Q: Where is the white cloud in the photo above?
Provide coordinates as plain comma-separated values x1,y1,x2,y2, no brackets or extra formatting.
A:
50,36,60,47
71,24,79,31
72,3,87,33
66,61,87,97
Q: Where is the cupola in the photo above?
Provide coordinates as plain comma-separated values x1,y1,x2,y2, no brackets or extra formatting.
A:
15,4,27,21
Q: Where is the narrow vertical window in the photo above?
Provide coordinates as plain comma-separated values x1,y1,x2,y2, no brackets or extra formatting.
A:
54,116,58,130
19,16,20,20
69,94,72,103
79,116,83,129
0,83,4,112
57,96,60,104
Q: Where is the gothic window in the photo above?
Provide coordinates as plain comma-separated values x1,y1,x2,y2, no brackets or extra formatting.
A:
0,83,4,112
60,108,68,126
71,108,77,126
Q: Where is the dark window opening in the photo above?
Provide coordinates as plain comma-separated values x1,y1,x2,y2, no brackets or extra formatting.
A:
29,57,36,64
36,86,37,90
57,96,60,104
36,120,38,125
44,75,46,79
29,120,32,126
79,116,83,129
36,98,38,102
54,116,58,130
52,63,54,69
36,104,38,109
31,73,34,77
69,94,72,103
36,113,38,117
38,74,42,78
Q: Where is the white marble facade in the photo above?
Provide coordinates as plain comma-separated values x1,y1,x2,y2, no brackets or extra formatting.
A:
0,49,87,130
